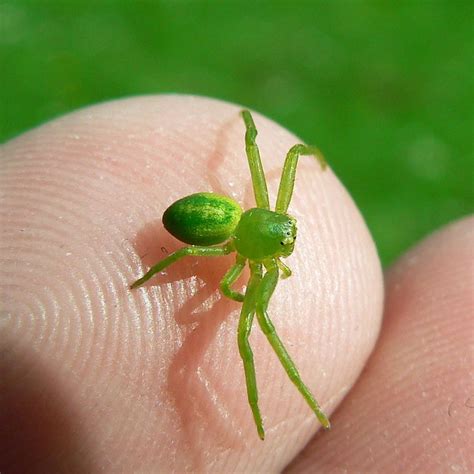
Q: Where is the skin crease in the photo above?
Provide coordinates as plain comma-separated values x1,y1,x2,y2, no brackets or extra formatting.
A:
1,93,391,473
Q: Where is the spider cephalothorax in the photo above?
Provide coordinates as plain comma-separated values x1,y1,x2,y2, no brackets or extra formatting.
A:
233,208,297,260
131,109,329,439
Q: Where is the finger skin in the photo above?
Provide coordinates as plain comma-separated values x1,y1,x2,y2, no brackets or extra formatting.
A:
0,96,383,472
286,216,473,473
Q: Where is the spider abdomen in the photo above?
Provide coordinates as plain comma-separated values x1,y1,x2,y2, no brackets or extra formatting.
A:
163,192,242,246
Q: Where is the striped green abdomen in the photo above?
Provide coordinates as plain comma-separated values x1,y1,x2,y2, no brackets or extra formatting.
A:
162,192,242,246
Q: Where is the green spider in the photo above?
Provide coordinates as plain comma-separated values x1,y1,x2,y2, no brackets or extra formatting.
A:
131,110,330,439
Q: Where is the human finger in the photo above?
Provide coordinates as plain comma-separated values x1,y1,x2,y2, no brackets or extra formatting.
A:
286,216,473,473
1,95,383,472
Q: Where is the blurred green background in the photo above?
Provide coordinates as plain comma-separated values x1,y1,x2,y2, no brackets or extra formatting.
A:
1,1,472,265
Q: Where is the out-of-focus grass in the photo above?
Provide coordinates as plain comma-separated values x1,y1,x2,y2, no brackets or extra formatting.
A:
1,2,472,265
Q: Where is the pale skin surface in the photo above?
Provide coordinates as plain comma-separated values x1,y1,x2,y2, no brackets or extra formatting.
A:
0,95,471,473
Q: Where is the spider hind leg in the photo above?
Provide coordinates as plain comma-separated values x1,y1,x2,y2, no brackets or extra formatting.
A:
236,262,265,439
255,260,330,429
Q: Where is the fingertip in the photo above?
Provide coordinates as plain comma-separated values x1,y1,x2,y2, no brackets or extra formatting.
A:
2,95,383,472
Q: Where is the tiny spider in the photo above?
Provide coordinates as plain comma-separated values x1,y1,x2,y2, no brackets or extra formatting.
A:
131,110,330,439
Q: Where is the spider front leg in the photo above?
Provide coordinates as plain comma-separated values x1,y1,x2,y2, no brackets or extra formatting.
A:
275,144,327,214
241,110,270,210
255,260,331,429
236,262,266,439
130,244,233,289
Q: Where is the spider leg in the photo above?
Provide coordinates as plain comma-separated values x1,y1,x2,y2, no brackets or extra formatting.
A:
241,110,270,210
219,255,246,302
237,262,265,439
255,259,331,429
276,258,292,279
130,243,233,289
275,144,326,214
